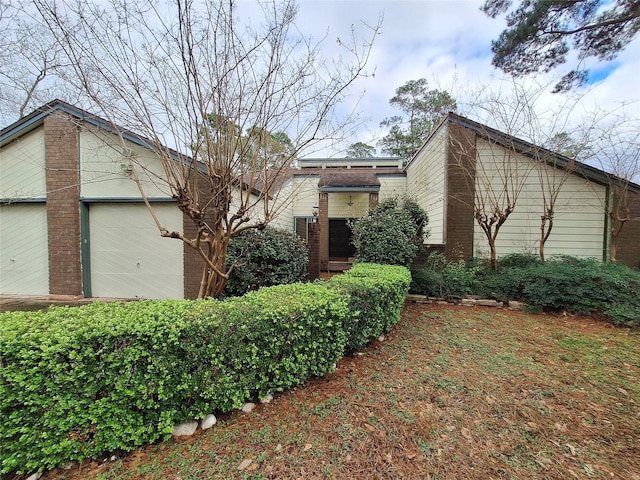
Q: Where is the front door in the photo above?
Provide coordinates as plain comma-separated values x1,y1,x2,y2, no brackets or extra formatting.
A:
329,219,356,258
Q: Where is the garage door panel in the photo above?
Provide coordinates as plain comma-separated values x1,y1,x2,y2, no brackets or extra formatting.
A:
90,203,183,299
0,204,49,295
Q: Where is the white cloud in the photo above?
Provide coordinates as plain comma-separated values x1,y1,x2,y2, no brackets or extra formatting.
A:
286,0,640,156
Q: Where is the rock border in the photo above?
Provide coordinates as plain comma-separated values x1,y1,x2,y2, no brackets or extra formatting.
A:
405,294,526,311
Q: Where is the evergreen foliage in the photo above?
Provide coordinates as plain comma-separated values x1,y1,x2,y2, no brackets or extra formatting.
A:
350,197,428,267
225,227,309,297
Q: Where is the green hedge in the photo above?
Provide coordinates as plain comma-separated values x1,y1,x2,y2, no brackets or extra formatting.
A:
0,264,409,475
328,263,412,352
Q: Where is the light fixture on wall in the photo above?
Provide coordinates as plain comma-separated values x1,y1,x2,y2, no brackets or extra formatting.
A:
121,147,134,176
312,205,319,222
347,194,354,207
120,162,133,176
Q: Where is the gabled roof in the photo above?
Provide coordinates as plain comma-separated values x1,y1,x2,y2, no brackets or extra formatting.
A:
1,100,145,150
408,112,640,194
0,99,191,167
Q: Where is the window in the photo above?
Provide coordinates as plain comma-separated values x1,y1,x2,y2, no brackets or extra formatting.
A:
294,217,312,242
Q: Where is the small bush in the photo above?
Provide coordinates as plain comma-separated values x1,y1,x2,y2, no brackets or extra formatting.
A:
350,197,428,267
473,256,640,325
410,253,479,299
411,253,640,325
496,253,542,270
225,227,308,296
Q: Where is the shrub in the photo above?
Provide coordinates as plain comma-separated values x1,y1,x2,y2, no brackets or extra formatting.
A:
0,263,410,476
472,256,640,325
329,263,411,352
410,253,479,299
0,286,349,475
225,227,308,296
411,253,640,326
496,253,542,270
350,197,428,267
519,258,640,325
0,300,198,474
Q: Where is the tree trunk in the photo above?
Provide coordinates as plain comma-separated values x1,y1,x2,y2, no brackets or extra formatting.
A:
539,215,553,262
489,241,498,271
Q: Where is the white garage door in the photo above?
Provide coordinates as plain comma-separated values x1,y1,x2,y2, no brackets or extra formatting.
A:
89,203,184,299
0,203,49,295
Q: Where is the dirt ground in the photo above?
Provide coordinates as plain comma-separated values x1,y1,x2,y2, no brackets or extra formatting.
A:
7,302,640,480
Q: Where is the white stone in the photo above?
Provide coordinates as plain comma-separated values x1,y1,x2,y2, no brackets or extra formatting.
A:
260,394,273,404
172,420,198,436
26,473,42,480
378,335,385,342
509,301,525,310
201,414,217,430
406,294,429,303
477,299,502,307
242,402,256,413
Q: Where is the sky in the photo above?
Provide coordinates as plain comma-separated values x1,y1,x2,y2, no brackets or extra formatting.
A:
2,0,639,161
260,0,640,156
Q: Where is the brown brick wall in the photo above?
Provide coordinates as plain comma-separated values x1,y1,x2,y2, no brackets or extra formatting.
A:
614,188,640,268
445,123,477,262
44,112,83,296
319,192,329,270
368,192,379,209
307,221,321,280
182,211,203,299
182,175,217,299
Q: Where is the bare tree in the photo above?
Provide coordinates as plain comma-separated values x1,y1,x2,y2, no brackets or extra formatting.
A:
588,120,640,262
468,135,534,270
34,0,379,297
453,81,544,270
0,0,76,122
459,79,639,265
534,108,640,263
534,135,580,261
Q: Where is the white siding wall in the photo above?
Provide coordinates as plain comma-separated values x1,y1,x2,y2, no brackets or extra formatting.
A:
80,127,173,199
291,176,321,219
0,128,46,199
473,139,607,259
267,180,295,231
378,175,407,202
0,204,49,295
406,126,447,244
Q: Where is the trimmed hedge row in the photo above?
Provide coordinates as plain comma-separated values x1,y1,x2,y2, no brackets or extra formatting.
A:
0,263,410,475
329,263,411,352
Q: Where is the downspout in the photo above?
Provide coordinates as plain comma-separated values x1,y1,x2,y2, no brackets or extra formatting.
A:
602,184,610,263
80,202,92,297
78,128,92,297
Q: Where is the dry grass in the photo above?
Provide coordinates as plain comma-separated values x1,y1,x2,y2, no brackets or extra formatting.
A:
36,303,640,480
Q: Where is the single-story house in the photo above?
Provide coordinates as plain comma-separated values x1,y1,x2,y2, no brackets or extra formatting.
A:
1,101,638,299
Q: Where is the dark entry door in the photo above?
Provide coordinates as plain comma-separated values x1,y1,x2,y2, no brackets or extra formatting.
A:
329,219,356,258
